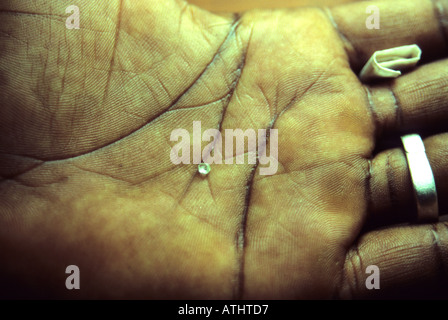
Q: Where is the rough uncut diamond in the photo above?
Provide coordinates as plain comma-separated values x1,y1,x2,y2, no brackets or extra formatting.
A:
198,163,211,176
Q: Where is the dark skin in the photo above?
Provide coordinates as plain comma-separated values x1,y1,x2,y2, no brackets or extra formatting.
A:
0,0,447,299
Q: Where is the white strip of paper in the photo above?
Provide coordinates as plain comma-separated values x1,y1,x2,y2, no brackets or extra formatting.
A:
359,44,422,82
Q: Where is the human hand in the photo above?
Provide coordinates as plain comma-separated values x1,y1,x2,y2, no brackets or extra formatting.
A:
0,0,447,299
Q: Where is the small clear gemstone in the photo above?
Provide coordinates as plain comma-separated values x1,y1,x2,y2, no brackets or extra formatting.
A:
198,163,211,176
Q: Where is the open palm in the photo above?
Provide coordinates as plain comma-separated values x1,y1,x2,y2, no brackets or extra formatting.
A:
1,0,447,299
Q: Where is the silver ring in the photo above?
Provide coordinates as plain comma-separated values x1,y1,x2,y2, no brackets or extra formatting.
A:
401,134,439,223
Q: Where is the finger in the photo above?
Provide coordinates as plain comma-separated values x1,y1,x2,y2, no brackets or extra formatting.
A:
366,59,448,137
367,133,448,227
338,221,448,299
365,59,448,139
326,0,448,71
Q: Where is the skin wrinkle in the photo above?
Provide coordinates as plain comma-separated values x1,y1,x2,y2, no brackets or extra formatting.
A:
58,30,70,105
39,28,50,111
236,67,316,299
0,9,67,23
256,83,271,118
71,163,135,185
364,158,374,224
0,160,44,181
165,94,230,115
335,254,352,299
206,175,216,204
236,161,256,299
352,245,363,297
340,243,363,300
388,85,404,130
363,86,380,139
169,166,198,217
103,0,124,103
215,13,252,300
431,223,447,287
47,4,54,109
360,86,376,224
132,164,185,187
6,174,69,189
338,155,373,299
178,2,189,36
155,77,172,103
320,7,360,69
237,46,346,298
0,30,28,46
212,23,247,144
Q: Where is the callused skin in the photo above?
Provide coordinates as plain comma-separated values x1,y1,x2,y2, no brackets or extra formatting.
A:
1,0,445,299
